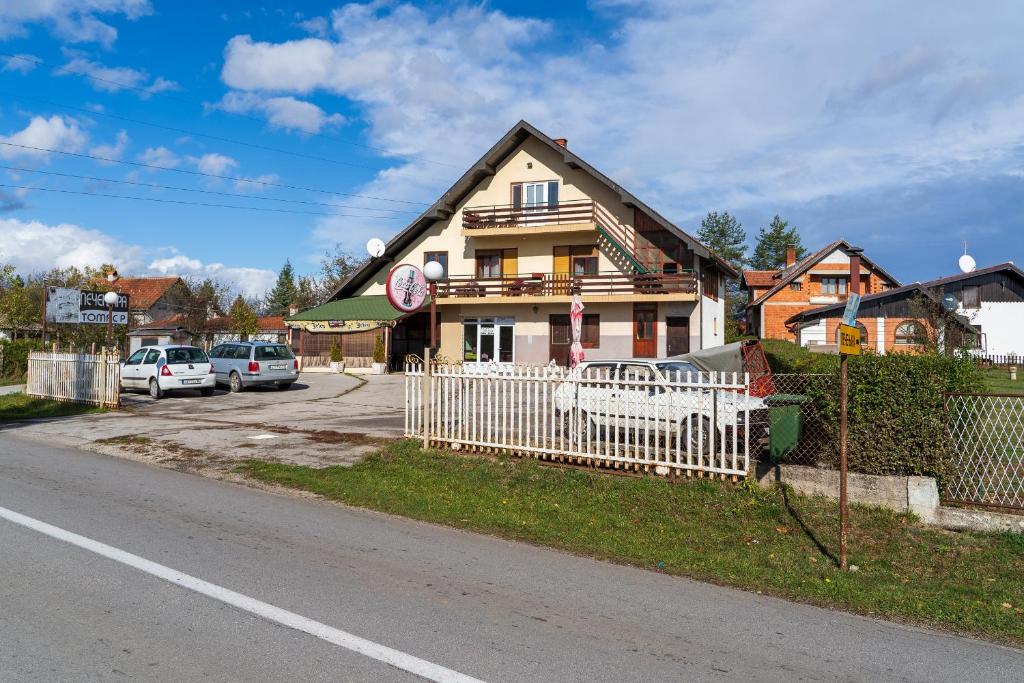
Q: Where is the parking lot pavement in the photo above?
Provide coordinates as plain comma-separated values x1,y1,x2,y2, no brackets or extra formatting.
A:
5,372,410,474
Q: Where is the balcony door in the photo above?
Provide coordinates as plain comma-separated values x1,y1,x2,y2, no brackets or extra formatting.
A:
512,181,559,213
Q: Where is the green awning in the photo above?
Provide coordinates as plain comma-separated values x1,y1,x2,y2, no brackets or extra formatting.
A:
285,294,429,333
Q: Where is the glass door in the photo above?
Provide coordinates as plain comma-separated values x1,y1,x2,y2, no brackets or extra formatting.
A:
463,318,515,364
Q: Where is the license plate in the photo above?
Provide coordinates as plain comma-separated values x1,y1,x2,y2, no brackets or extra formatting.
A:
269,363,286,370
181,379,202,385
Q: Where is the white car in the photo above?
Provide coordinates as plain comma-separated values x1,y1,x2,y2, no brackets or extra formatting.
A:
120,345,216,399
552,359,767,454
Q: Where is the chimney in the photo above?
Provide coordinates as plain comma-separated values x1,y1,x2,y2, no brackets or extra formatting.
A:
785,244,797,267
848,247,864,296
553,137,568,148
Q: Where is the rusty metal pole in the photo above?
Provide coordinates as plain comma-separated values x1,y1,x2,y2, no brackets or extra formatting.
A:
429,281,437,351
107,302,114,349
839,352,849,571
40,282,48,348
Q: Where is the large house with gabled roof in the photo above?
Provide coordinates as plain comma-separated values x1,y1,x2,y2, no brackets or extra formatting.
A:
288,120,736,367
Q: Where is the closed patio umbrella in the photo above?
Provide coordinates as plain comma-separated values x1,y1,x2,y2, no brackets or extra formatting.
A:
569,293,585,368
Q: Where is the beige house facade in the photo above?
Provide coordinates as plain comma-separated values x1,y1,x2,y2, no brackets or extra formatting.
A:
321,121,735,367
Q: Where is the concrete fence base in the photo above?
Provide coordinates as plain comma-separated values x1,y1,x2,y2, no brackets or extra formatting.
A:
755,462,1022,534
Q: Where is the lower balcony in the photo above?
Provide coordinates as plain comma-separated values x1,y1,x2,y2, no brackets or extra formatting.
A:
434,271,698,304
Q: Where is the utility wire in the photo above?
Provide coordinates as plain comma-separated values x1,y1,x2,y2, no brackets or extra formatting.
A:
0,52,462,169
0,141,430,206
0,182,407,218
0,164,419,215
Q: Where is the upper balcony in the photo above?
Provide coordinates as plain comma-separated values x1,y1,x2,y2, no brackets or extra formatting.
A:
434,271,698,305
462,199,597,236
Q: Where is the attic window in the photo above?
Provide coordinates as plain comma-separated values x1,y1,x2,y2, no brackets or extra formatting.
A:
526,162,533,169
790,282,802,291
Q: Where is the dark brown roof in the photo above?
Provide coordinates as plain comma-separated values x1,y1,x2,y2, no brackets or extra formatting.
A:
747,240,901,307
742,270,778,288
103,276,181,310
332,120,739,300
130,313,190,333
204,316,287,332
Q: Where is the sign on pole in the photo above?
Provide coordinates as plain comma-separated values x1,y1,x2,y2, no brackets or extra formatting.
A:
45,288,129,324
841,292,861,327
385,265,428,313
838,323,861,356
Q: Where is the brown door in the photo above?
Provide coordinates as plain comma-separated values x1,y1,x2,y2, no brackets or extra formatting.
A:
666,316,690,357
549,314,571,365
633,303,657,358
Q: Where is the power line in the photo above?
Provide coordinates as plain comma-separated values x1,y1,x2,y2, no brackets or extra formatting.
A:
0,52,463,169
0,141,430,206
1,91,394,173
0,182,407,218
0,164,419,215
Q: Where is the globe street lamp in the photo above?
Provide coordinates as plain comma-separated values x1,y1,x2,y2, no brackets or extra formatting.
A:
103,290,119,351
422,259,445,352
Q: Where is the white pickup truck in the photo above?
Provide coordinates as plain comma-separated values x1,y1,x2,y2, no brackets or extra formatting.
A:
552,358,767,454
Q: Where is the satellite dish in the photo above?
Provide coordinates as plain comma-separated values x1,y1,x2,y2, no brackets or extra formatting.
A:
958,253,976,273
942,294,958,312
366,238,386,258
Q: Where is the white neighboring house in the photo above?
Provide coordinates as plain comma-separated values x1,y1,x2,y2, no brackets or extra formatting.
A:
920,262,1024,358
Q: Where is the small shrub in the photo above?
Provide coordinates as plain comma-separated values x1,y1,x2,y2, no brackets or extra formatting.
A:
329,342,343,363
372,335,386,364
0,338,40,380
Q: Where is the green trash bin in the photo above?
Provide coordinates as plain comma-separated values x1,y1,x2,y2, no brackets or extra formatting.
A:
765,394,809,461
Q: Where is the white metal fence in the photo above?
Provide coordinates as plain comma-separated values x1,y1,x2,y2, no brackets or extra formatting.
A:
27,351,121,408
406,363,754,479
945,393,1024,510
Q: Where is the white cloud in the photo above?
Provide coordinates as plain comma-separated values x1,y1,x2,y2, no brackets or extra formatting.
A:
148,251,276,297
1,53,38,74
189,152,238,176
0,0,152,48
0,217,144,274
232,173,281,193
90,130,129,162
217,91,345,133
0,115,88,160
294,15,328,38
221,1,1024,251
137,146,180,169
57,56,180,97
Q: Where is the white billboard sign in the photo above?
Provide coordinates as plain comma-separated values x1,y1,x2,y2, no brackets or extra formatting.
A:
45,287,129,324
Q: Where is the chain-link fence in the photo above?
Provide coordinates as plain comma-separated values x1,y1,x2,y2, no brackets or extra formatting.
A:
756,373,837,468
944,393,1024,510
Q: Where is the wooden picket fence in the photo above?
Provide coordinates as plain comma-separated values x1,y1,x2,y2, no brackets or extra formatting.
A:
27,351,121,408
406,363,755,479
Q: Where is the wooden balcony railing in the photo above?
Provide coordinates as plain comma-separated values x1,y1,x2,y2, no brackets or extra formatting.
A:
462,199,595,230
435,271,698,299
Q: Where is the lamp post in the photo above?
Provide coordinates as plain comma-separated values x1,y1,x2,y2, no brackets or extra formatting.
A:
421,259,445,450
103,290,118,352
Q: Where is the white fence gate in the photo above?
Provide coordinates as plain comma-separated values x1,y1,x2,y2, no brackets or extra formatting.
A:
27,351,121,408
406,363,753,479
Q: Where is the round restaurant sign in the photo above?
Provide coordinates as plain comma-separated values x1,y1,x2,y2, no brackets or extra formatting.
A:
385,264,428,313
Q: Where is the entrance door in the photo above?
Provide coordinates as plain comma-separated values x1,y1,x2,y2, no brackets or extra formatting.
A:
665,316,690,356
549,314,571,365
463,318,515,364
633,303,657,358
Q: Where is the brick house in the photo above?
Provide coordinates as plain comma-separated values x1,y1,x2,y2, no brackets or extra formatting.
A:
784,282,979,354
741,240,900,344
98,275,191,326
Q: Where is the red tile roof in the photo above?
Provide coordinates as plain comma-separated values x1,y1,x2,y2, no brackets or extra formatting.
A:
742,270,778,288
101,276,181,310
133,313,189,331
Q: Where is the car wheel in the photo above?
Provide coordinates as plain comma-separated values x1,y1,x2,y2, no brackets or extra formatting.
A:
687,415,717,459
560,409,593,443
200,387,214,397
229,372,243,393
149,378,163,400
278,382,294,391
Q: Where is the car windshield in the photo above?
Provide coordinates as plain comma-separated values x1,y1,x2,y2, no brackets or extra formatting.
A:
655,361,702,379
166,347,209,364
254,345,294,360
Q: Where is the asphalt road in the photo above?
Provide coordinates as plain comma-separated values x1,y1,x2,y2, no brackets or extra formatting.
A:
1,435,1022,682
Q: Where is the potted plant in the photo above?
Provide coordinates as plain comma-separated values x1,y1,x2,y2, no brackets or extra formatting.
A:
371,335,387,374
329,342,345,373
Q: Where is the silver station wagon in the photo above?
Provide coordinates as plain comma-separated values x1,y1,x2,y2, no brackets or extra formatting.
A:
209,341,298,392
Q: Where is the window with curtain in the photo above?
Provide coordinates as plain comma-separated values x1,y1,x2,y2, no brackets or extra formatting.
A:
821,277,848,295
511,181,559,210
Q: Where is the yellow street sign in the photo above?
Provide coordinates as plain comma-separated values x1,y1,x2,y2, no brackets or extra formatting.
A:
838,323,861,355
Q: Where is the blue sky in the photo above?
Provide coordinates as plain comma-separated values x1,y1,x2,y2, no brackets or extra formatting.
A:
0,1,1022,296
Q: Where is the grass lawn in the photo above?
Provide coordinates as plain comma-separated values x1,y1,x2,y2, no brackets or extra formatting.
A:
982,367,1024,394
0,376,24,387
0,393,104,421
241,441,1024,646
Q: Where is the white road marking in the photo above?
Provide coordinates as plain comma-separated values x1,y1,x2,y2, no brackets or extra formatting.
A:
249,434,278,440
0,505,483,683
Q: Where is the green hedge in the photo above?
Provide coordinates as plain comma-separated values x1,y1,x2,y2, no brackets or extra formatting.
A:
791,351,983,489
0,338,39,381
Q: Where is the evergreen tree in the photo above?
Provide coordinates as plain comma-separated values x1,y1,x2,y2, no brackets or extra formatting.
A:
697,211,747,274
265,260,297,315
228,295,259,341
749,215,807,270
